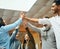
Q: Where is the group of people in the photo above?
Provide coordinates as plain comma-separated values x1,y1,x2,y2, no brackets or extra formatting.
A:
10,25,35,49
0,0,60,49
0,12,35,49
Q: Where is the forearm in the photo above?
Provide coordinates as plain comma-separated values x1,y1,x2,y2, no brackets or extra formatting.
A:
27,23,41,33
25,17,38,23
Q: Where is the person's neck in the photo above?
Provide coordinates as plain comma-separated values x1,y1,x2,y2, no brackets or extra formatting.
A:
57,11,60,16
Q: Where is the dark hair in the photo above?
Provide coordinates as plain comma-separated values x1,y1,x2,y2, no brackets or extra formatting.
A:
54,0,60,5
0,17,5,27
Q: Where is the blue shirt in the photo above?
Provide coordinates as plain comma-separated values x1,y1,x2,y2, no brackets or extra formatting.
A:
10,27,21,49
0,18,22,49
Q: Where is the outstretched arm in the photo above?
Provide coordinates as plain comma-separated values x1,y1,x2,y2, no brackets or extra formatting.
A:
27,22,51,33
2,12,24,32
24,16,51,25
27,23,42,33
25,17,39,23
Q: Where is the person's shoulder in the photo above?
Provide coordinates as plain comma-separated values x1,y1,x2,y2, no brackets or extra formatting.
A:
49,16,56,20
0,26,6,32
50,15,57,19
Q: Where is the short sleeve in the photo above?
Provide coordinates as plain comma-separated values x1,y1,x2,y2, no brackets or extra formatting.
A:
38,18,50,25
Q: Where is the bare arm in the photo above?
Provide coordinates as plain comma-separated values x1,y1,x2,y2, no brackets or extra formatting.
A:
27,22,51,33
27,23,42,33
24,17,51,26
25,17,39,23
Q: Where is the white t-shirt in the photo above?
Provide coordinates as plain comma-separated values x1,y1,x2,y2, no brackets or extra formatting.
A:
38,16,60,49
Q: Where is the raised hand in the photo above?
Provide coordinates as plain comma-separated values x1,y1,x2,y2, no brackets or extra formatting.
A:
20,12,25,19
